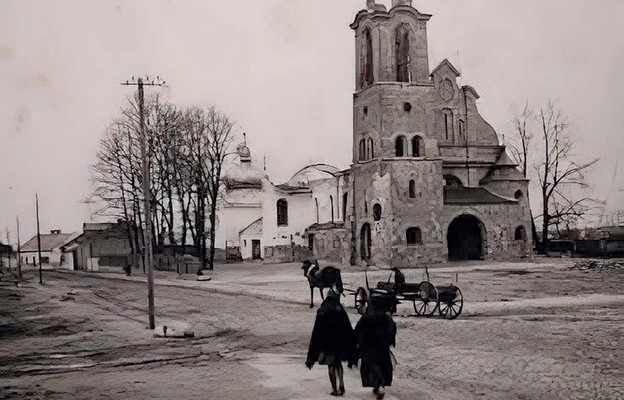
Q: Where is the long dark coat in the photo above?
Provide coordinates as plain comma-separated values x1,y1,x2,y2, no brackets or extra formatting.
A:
354,313,397,388
306,295,356,367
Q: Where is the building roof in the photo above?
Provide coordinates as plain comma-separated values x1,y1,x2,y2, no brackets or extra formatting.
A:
239,217,263,236
444,187,516,205
430,58,461,77
283,163,342,190
21,232,76,252
350,3,431,30
307,222,348,231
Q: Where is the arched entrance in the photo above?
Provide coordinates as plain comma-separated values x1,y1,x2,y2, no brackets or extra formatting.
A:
360,223,371,262
447,215,485,261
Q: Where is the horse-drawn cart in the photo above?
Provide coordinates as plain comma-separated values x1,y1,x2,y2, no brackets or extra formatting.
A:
353,268,464,319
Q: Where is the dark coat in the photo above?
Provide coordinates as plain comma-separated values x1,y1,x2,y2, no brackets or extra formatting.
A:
306,295,356,367
354,313,397,388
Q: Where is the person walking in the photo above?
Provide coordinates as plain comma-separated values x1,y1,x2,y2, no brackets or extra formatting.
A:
354,293,397,400
305,285,356,396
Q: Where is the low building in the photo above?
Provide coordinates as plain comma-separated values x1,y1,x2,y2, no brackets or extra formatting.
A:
63,221,133,272
20,230,76,269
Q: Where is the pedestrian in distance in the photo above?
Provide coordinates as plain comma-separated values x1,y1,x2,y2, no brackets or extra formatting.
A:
305,284,356,396
354,292,397,400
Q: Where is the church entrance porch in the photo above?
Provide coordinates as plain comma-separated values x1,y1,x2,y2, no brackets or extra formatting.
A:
447,215,485,261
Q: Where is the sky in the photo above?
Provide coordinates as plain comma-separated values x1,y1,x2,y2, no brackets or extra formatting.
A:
1,0,623,244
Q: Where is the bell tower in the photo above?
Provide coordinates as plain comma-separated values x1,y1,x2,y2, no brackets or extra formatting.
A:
348,1,444,266
351,0,431,90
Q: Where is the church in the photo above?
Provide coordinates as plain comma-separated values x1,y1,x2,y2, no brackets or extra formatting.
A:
214,0,532,267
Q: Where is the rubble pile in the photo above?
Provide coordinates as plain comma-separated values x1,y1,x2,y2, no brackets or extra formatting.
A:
570,259,624,270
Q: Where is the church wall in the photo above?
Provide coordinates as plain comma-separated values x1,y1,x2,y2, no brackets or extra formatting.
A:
307,227,351,265
213,191,262,253
261,187,315,262
309,177,344,224
387,159,447,265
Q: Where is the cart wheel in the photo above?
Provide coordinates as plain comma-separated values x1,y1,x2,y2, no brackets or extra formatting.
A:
355,287,367,315
413,281,438,316
439,286,463,320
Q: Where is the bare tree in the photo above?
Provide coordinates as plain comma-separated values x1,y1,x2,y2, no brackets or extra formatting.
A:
203,107,235,270
178,106,235,271
91,95,236,271
507,101,540,250
535,100,599,253
507,101,533,176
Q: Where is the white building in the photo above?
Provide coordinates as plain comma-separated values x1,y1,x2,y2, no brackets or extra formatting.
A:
214,142,347,263
20,229,77,269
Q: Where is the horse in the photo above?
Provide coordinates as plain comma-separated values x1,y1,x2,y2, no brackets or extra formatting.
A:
301,260,343,308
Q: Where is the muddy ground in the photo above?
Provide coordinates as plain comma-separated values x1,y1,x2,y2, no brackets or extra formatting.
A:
0,258,622,400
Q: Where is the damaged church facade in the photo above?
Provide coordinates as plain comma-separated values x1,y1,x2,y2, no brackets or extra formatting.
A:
214,0,532,266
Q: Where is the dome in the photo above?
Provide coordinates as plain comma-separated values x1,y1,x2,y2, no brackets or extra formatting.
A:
224,159,265,190
236,143,251,159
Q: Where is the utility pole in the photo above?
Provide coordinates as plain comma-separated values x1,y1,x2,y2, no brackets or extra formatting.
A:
36,193,42,284
121,75,166,330
16,216,22,283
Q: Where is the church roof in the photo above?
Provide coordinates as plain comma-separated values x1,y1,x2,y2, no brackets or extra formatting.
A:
495,150,518,167
307,222,347,231
430,59,461,77
444,187,516,205
239,217,262,236
350,3,431,29
223,161,265,190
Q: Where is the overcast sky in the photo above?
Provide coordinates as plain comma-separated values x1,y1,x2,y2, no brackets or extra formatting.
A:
1,0,623,243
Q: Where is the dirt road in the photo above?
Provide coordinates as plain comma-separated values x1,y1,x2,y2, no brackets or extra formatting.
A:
0,260,622,399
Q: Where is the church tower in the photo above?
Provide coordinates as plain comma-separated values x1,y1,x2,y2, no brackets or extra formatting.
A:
349,0,447,266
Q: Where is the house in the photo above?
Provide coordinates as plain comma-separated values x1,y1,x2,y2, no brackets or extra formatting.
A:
63,221,133,272
20,229,76,269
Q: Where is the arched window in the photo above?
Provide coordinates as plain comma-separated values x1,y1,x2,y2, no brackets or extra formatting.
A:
514,190,523,199
458,119,465,140
277,198,288,226
373,203,382,221
395,24,410,82
395,135,407,157
359,139,366,161
361,28,374,88
515,226,527,241
342,193,348,222
443,108,454,141
411,136,424,157
409,180,416,198
330,195,334,223
406,227,422,245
